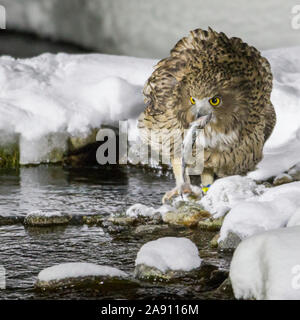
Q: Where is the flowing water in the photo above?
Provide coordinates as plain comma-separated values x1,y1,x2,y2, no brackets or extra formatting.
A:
0,165,232,300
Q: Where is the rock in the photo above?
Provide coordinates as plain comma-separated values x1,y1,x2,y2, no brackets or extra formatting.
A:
0,138,19,168
214,277,234,298
82,215,103,226
218,231,242,250
24,210,71,227
134,237,202,281
273,173,293,186
35,262,131,290
67,129,99,152
210,233,220,248
133,224,170,235
198,217,224,231
162,201,211,227
0,215,24,226
107,215,138,226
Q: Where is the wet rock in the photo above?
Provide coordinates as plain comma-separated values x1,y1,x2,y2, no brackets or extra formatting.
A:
24,210,71,227
133,263,185,281
273,173,293,186
214,277,234,298
218,232,242,251
133,224,170,235
198,217,224,231
82,215,103,226
68,129,99,152
162,201,211,227
0,215,24,226
35,262,131,291
107,215,138,226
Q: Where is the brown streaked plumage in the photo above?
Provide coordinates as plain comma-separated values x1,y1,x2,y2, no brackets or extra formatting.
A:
138,27,276,202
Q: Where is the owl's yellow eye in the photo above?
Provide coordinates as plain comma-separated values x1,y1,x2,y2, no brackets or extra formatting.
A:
209,96,221,106
190,97,196,105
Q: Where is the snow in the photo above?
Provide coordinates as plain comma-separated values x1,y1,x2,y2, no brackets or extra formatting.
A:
37,262,127,282
125,203,172,218
219,181,300,242
26,209,62,217
248,47,300,181
135,237,202,272
0,53,155,164
230,226,300,300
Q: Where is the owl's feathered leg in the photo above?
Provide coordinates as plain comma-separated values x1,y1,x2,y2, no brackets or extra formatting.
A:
162,158,198,204
201,168,214,187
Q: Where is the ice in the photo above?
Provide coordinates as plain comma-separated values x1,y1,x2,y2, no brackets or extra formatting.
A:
38,262,127,282
135,237,202,272
230,226,300,300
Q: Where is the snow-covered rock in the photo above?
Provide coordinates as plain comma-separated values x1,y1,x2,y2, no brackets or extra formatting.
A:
273,173,293,186
36,262,128,290
219,182,300,249
134,237,201,280
230,226,300,300
199,175,266,218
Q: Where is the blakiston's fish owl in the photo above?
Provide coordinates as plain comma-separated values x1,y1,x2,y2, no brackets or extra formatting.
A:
138,28,276,202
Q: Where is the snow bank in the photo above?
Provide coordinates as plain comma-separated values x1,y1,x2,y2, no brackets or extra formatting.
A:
230,226,300,300
248,47,300,180
135,237,202,272
38,262,127,282
219,181,300,243
0,53,155,164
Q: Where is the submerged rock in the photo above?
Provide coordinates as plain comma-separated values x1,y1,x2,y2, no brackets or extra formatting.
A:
24,210,71,227
134,237,202,281
35,262,130,290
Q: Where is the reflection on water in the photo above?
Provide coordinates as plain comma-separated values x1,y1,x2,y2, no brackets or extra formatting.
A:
0,166,172,218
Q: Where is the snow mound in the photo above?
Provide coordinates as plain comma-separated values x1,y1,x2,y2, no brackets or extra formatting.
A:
125,203,172,218
135,237,202,272
220,181,300,242
199,175,266,217
230,226,300,300
38,262,127,282
248,47,300,180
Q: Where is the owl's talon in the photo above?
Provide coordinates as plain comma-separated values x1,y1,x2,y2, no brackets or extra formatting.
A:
162,183,200,204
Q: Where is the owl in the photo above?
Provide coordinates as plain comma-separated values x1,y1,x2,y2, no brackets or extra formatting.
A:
138,28,276,203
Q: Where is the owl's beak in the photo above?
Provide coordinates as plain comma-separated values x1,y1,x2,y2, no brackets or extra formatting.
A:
193,99,213,129
194,112,212,129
